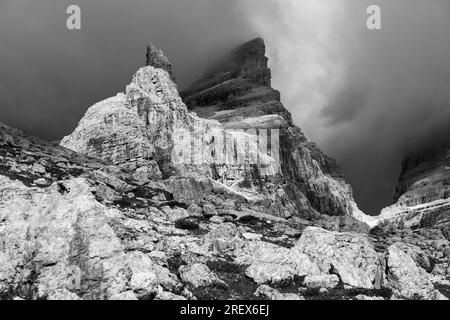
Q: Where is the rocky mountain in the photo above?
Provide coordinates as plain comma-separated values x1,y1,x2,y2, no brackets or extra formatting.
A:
181,38,375,226
0,39,449,301
378,143,450,234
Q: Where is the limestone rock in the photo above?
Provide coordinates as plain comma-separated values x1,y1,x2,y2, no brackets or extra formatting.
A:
179,263,226,288
236,241,320,284
354,295,384,301
386,243,446,300
242,232,263,241
295,227,382,289
109,291,138,300
303,275,340,290
379,142,450,232
146,43,175,82
0,177,130,300
181,38,374,225
255,285,303,300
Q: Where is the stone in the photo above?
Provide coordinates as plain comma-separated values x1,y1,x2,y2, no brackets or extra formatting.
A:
33,178,49,186
386,243,446,300
127,251,179,297
2,38,448,301
303,275,340,290
295,227,382,289
255,285,303,300
237,241,320,284
393,242,431,271
209,216,225,224
203,204,217,217
47,289,83,300
109,291,138,300
379,142,450,230
242,232,263,241
181,37,375,225
32,163,46,174
154,291,187,300
354,295,384,301
179,264,226,288
146,43,175,82
187,204,203,217
445,247,450,259
0,177,130,300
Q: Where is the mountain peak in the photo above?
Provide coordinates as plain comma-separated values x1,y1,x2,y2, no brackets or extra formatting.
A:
146,43,175,81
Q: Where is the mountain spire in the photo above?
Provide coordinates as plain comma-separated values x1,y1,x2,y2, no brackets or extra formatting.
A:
146,43,175,82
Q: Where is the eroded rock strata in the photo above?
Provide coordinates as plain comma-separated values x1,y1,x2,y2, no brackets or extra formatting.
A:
379,143,450,233
181,38,374,225
0,39,449,300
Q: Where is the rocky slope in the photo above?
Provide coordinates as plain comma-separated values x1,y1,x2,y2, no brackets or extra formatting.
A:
1,40,449,300
181,38,375,227
61,40,372,225
378,143,450,234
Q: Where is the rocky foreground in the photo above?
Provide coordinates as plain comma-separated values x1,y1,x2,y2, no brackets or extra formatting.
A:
0,39,449,300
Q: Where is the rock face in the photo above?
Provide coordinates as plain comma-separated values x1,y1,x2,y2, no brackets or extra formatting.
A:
181,38,375,226
386,243,445,300
1,39,449,301
60,41,374,225
379,143,450,233
146,43,175,82
295,227,382,289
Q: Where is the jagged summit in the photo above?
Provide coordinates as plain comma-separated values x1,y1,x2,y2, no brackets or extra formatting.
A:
395,142,450,202
181,37,291,124
378,142,450,231
146,43,175,82
1,40,450,301
184,37,271,93
181,38,376,226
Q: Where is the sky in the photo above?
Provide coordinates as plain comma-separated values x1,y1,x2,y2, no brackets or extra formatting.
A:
1,0,450,214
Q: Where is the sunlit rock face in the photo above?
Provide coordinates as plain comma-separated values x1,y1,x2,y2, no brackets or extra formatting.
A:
3,39,450,300
181,38,291,125
379,143,450,232
181,38,374,225
60,44,302,219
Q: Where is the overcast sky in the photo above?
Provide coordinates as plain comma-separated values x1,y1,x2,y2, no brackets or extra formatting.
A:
1,0,449,214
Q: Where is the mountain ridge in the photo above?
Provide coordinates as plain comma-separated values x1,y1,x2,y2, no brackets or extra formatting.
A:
0,39,449,300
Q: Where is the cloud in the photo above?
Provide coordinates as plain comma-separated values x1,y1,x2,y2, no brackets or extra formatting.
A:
1,0,449,214
0,0,256,140
238,0,450,214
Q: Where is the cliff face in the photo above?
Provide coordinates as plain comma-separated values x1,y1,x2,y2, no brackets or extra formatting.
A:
379,143,450,233
181,38,373,225
182,38,290,125
2,40,450,301
60,44,307,220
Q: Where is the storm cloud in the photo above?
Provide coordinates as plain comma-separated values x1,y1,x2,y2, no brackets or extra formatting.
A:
1,0,450,214
0,0,256,139
240,0,450,214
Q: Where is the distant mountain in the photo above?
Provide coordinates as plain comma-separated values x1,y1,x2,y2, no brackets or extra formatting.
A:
378,143,450,235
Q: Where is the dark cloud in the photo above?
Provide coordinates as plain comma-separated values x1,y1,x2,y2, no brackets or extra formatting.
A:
0,0,256,140
322,0,450,214
242,0,450,214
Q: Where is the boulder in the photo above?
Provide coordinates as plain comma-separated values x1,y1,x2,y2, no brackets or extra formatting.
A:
109,291,138,300
295,227,382,289
255,285,303,300
303,275,340,290
386,243,447,300
236,241,320,284
179,264,226,288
